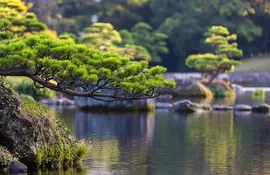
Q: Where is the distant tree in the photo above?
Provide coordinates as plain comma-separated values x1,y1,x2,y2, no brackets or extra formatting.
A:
186,26,242,85
79,23,122,51
120,22,169,62
79,22,151,61
0,0,47,36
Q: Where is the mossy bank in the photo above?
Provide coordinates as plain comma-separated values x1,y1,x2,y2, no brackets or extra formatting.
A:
0,81,89,172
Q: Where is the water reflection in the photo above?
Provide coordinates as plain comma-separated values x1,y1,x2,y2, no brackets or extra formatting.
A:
55,108,270,175
73,111,155,175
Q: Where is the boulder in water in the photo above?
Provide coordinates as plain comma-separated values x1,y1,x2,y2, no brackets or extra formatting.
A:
252,103,270,113
231,84,245,95
156,79,212,99
212,105,233,111
156,95,173,101
155,103,173,110
173,100,210,113
234,104,252,111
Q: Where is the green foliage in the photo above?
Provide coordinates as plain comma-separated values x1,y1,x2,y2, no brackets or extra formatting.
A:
23,0,270,71
253,89,266,102
0,19,12,40
0,146,16,170
0,0,47,36
36,139,90,169
0,0,173,100
120,22,169,62
56,0,149,32
20,95,55,118
79,22,122,53
0,33,174,100
8,78,55,101
79,22,152,61
186,26,242,83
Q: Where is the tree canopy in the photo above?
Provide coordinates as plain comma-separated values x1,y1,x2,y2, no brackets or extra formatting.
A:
79,22,152,61
0,0,175,101
120,22,169,62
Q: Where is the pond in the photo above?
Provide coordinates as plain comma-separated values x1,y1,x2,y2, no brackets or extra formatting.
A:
47,91,270,174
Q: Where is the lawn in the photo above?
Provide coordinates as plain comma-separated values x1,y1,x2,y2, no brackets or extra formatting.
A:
235,54,270,73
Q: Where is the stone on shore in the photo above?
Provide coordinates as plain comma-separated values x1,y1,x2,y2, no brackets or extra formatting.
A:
0,147,14,172
9,161,27,173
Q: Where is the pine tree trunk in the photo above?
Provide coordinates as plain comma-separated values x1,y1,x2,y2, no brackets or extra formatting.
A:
207,68,221,86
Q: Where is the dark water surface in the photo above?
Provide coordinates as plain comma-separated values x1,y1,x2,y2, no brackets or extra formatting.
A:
50,91,270,175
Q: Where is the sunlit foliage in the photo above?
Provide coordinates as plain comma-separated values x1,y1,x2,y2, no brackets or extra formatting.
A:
186,26,242,84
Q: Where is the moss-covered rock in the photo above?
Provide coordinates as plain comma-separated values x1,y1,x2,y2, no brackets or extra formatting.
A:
173,100,211,113
0,81,89,171
157,79,213,99
0,147,16,172
252,103,270,113
207,80,235,98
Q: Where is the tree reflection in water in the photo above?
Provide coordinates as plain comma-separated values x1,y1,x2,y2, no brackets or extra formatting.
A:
55,107,270,175
75,111,155,175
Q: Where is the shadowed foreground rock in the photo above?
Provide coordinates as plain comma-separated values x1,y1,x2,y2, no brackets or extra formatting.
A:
10,161,27,173
0,81,88,172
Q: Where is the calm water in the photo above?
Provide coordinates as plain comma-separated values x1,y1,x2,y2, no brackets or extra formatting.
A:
48,92,270,175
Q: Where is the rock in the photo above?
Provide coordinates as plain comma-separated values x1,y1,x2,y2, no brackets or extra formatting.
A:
173,100,209,113
212,105,233,111
40,99,55,105
155,95,173,101
56,98,74,106
155,103,173,109
234,111,252,117
0,81,87,171
9,161,27,173
0,147,14,172
199,104,212,111
231,84,245,95
252,103,270,113
40,98,75,106
206,80,235,98
157,79,212,98
74,87,155,111
234,104,252,111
